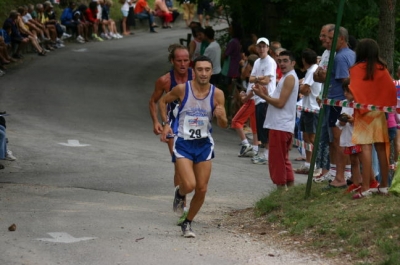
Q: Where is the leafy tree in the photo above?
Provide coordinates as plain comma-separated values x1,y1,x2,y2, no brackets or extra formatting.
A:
219,0,397,74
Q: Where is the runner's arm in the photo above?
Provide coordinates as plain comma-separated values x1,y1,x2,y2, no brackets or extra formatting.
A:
213,88,228,128
149,76,169,135
159,85,184,142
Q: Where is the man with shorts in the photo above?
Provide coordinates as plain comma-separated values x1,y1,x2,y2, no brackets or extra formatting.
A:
252,50,299,189
313,23,335,180
197,0,213,26
159,55,228,238
295,48,321,175
322,26,355,189
248,37,277,164
149,44,193,222
182,0,195,27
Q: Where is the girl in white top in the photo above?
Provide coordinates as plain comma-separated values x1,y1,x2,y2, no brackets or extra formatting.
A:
336,79,363,193
189,27,204,64
120,0,132,35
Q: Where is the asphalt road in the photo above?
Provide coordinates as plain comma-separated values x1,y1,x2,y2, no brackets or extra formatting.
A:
0,22,330,265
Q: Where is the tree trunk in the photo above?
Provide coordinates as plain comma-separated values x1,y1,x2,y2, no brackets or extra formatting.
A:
378,0,396,74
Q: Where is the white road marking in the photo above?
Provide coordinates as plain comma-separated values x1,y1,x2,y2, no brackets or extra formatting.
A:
58,140,91,147
36,232,96,243
72,48,88,52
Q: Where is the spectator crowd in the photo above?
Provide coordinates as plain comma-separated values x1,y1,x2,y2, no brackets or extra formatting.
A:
184,19,400,199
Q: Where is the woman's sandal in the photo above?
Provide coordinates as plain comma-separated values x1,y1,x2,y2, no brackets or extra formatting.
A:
38,50,46,56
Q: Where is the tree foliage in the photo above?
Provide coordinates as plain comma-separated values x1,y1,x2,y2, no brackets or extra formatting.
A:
219,0,398,73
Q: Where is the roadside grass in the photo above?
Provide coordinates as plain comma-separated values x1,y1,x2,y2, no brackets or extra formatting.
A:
255,183,400,264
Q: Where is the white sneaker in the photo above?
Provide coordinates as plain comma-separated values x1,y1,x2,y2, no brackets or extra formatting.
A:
76,37,85,44
5,149,16,161
62,33,72,39
116,33,123,39
238,143,252,157
244,150,257,157
313,168,322,178
252,155,267,165
313,171,335,183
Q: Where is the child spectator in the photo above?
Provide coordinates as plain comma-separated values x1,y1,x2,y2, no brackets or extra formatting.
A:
120,0,133,36
84,1,103,41
337,79,379,193
188,26,204,67
100,0,123,39
295,48,321,176
73,10,90,42
61,1,86,43
232,54,259,157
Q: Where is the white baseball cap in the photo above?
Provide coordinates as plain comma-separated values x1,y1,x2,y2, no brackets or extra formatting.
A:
256,37,270,46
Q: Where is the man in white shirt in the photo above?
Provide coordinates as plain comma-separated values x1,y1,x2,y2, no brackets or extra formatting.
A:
247,37,277,164
203,26,221,86
252,50,299,189
295,48,321,175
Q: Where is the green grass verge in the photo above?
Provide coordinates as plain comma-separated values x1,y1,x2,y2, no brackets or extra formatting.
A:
255,183,400,264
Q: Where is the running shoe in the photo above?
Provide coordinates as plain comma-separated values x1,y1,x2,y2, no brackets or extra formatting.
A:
238,143,252,157
5,150,16,161
252,155,267,165
176,211,188,226
173,186,185,215
181,221,195,238
92,34,104,42
76,36,85,44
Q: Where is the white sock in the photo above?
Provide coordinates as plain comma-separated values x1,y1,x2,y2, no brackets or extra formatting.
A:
264,149,269,160
305,162,310,167
330,164,337,176
241,139,249,145
253,145,259,152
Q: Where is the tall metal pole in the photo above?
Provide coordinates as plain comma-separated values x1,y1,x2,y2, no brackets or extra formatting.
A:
305,0,346,198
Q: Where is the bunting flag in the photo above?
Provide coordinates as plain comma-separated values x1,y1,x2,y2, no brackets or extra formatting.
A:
296,99,398,114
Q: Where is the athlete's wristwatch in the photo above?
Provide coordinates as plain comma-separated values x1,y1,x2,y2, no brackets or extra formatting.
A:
162,121,169,126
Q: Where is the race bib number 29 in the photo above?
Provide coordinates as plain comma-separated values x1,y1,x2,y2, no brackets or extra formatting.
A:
183,116,209,140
